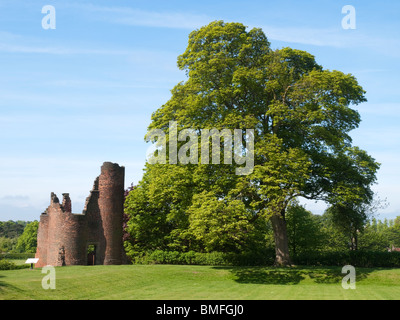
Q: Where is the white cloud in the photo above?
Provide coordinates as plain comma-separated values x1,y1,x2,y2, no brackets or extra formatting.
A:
0,203,41,221
259,26,345,47
0,41,135,55
0,195,31,208
0,30,140,55
69,4,352,46
72,3,212,30
254,24,400,57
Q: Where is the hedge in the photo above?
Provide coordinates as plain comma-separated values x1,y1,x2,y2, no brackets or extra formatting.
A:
0,259,30,270
130,249,276,266
292,250,400,268
0,253,35,260
130,250,400,268
3,250,398,268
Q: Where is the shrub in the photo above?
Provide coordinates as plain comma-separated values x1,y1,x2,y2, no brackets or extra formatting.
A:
129,249,276,266
0,259,29,270
0,259,16,270
0,253,35,260
127,248,400,268
292,250,400,268
129,249,400,267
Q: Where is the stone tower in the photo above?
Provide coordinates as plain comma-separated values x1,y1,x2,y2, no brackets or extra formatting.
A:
98,162,125,265
35,162,125,268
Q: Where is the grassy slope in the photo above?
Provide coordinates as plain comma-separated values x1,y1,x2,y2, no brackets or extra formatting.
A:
1,264,400,300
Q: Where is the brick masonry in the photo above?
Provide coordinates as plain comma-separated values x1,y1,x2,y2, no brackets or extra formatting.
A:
35,162,125,267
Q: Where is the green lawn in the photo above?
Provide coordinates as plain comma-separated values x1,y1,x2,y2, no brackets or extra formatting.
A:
1,264,400,300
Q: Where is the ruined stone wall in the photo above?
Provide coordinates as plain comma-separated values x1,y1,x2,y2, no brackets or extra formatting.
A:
35,162,125,267
98,162,125,265
35,213,49,268
83,177,104,265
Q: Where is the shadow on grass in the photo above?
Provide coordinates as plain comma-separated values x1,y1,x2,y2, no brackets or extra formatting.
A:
307,268,370,284
0,273,28,297
212,266,372,285
0,274,12,292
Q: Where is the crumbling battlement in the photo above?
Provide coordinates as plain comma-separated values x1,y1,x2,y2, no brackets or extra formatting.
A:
35,162,125,267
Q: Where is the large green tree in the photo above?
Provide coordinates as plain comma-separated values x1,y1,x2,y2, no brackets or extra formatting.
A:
125,21,379,266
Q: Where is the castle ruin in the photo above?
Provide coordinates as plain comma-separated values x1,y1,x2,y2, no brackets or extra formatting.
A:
35,162,125,267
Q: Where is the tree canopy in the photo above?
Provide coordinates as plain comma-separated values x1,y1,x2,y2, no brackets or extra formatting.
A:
125,21,380,266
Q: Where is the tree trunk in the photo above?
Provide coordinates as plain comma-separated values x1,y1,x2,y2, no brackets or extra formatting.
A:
270,211,292,266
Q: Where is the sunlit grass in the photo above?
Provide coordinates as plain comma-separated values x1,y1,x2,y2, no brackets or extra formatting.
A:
1,264,400,300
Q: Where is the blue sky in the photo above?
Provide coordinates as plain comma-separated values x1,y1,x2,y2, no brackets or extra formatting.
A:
0,0,399,221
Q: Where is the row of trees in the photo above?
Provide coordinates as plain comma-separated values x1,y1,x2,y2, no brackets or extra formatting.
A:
2,209,399,259
0,221,38,254
124,187,398,259
286,204,400,254
0,220,28,238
